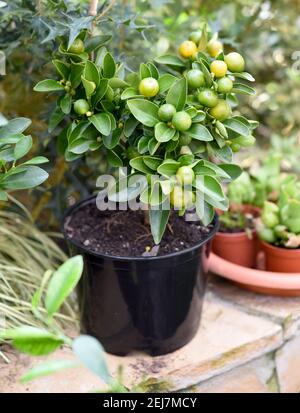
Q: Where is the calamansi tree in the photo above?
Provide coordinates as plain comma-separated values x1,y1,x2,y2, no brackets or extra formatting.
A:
34,24,257,244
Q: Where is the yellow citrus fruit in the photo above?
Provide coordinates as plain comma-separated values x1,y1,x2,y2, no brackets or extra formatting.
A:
210,60,228,78
207,40,223,57
209,99,231,121
178,40,198,59
225,52,245,72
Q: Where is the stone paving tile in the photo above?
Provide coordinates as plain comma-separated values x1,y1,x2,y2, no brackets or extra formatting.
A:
209,275,300,339
187,355,275,393
276,335,300,393
0,292,282,393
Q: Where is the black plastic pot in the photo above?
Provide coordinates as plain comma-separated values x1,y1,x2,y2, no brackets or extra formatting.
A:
63,197,219,356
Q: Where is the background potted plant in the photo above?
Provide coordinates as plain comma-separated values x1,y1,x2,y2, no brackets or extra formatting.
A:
34,25,256,355
258,175,300,273
212,171,260,267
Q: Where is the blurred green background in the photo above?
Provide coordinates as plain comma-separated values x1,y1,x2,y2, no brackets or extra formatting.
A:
0,0,299,226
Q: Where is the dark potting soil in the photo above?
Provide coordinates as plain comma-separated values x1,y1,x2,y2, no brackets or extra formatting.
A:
64,201,214,257
218,225,245,234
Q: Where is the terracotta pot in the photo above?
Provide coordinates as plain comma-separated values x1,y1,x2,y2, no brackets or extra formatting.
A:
209,252,300,296
212,230,258,268
261,241,300,273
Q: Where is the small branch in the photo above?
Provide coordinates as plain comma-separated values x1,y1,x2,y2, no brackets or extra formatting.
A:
95,0,117,22
89,0,99,16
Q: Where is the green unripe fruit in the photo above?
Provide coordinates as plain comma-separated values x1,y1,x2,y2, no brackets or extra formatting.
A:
198,89,218,107
209,100,231,121
74,99,90,115
172,111,192,132
158,104,176,122
189,31,202,44
217,77,233,93
259,228,276,244
186,69,205,89
176,166,195,185
225,52,245,73
138,77,159,97
233,135,256,147
68,38,85,54
179,134,192,146
230,143,241,152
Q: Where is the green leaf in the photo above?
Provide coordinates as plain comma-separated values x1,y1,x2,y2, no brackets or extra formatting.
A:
0,327,64,356
187,124,213,141
127,99,159,127
60,94,72,114
107,149,123,167
52,60,70,80
195,198,214,226
205,195,229,211
85,35,111,53
137,136,150,154
108,78,129,89
192,111,206,123
158,74,177,94
148,138,160,155
0,118,31,134
139,63,151,79
103,53,116,78
14,135,32,160
103,129,122,149
45,256,83,316
218,164,242,181
154,55,185,69
232,83,256,95
157,160,181,177
22,156,49,166
84,61,100,86
34,80,65,92
48,107,65,133
223,118,250,137
89,113,111,136
143,156,162,170
229,71,255,82
21,360,79,383
193,175,225,201
73,335,110,383
92,78,109,106
124,116,139,137
68,138,93,154
2,166,49,190
199,59,213,87
166,78,187,111
121,87,141,100
130,157,153,174
154,122,176,142
147,62,159,79
81,76,96,97
70,62,84,88
149,207,170,244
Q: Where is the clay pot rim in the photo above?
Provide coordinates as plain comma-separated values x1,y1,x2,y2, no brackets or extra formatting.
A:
209,252,300,289
62,195,220,262
215,229,255,239
261,240,300,257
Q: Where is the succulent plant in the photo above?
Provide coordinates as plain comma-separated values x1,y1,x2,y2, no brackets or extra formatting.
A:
258,175,300,248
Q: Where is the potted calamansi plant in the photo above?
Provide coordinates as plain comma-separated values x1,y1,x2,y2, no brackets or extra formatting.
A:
35,27,256,356
258,175,300,272
212,172,260,268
